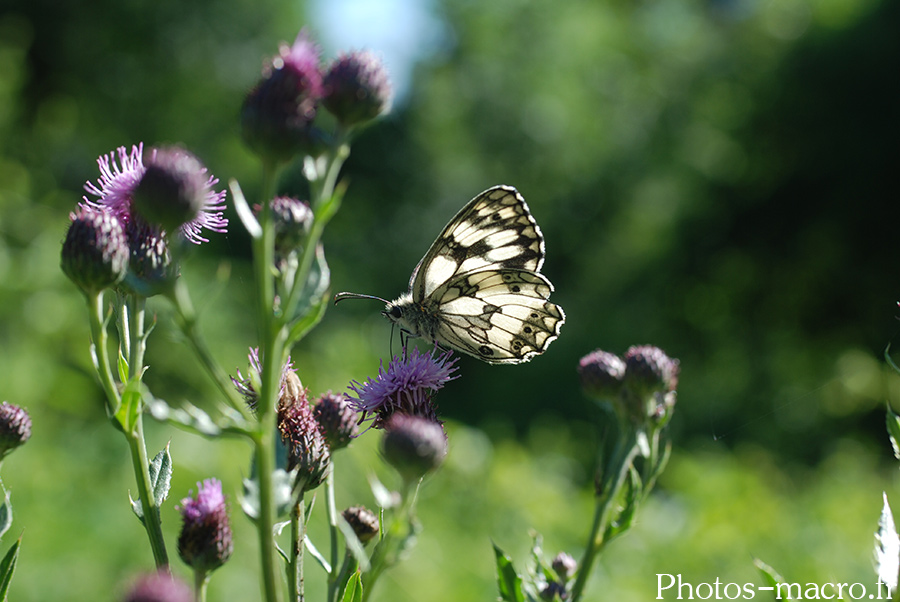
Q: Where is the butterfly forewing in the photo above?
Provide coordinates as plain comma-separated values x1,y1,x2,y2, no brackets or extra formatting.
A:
412,186,546,300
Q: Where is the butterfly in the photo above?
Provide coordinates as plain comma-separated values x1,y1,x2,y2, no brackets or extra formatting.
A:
335,185,565,364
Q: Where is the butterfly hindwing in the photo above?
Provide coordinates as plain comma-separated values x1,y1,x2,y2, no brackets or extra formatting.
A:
411,186,546,299
429,269,565,364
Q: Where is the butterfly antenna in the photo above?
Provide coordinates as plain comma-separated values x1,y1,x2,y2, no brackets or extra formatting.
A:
334,292,389,305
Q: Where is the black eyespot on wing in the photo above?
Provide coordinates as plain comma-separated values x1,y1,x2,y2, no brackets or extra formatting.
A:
479,345,494,356
511,285,521,292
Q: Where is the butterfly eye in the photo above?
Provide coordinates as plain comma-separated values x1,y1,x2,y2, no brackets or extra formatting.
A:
387,305,402,319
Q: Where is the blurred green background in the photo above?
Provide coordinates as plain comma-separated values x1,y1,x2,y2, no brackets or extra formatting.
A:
1,0,899,599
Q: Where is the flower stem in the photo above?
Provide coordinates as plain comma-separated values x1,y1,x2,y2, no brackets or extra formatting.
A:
570,428,641,602
326,470,340,602
361,481,416,602
127,417,170,568
289,495,306,602
85,291,120,415
194,569,210,602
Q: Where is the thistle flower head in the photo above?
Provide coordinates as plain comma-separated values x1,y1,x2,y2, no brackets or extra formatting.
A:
323,50,393,127
623,345,679,397
121,218,176,297
0,401,31,460
241,30,326,161
177,478,233,574
382,413,448,484
312,391,358,451
82,143,228,245
123,571,192,602
551,552,577,581
348,347,458,429
131,147,209,233
578,349,626,401
341,505,380,544
262,196,313,260
61,205,128,294
278,389,331,494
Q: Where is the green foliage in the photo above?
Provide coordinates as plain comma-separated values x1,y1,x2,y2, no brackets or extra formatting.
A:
0,536,20,601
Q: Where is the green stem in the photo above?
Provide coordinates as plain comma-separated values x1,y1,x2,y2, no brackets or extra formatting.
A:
288,496,306,602
194,569,210,602
253,158,284,602
86,291,121,416
127,418,170,568
361,481,416,602
570,428,641,602
326,470,340,602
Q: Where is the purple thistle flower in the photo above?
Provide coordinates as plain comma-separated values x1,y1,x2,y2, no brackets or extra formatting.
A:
0,401,32,460
278,390,331,494
123,571,192,602
177,478,233,574
347,347,458,428
323,50,393,127
381,413,448,483
61,205,129,294
82,143,227,244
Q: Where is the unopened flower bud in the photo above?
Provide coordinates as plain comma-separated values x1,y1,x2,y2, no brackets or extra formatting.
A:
278,390,331,494
241,30,325,161
177,479,234,574
323,51,392,127
551,552,577,581
341,505,380,544
132,148,208,233
539,581,567,601
123,571,192,602
313,391,358,451
61,206,128,294
0,401,31,460
578,350,625,400
381,414,447,483
623,345,679,398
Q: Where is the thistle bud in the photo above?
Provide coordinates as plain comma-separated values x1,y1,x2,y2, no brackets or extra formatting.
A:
578,350,625,401
341,505,380,544
61,206,128,294
323,51,392,127
313,391,358,451
623,345,679,398
0,401,31,460
132,148,208,233
381,414,447,484
539,581,567,601
241,30,326,161
123,571,192,602
177,479,234,574
278,388,331,494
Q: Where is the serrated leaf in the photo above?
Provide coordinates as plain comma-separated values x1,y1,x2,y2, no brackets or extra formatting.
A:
876,493,900,593
340,571,363,602
753,557,785,588
887,408,900,462
0,536,21,600
0,487,11,541
149,446,173,507
493,542,525,602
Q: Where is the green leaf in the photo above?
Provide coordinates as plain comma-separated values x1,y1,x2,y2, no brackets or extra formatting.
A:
241,467,294,521
286,243,331,339
340,571,363,602
753,557,785,589
230,179,261,239
493,542,525,602
145,395,251,438
876,493,900,593
338,515,371,571
0,487,11,541
304,535,332,573
149,445,173,507
131,446,172,520
368,474,399,510
887,407,900,462
0,536,21,601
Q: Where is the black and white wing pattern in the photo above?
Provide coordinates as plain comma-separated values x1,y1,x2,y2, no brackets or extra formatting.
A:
384,185,564,364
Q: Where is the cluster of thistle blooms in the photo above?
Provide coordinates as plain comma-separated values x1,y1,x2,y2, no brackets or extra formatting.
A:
233,344,457,500
578,345,679,429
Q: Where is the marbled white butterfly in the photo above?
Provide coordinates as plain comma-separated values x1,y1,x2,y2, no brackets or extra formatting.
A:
336,185,565,364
